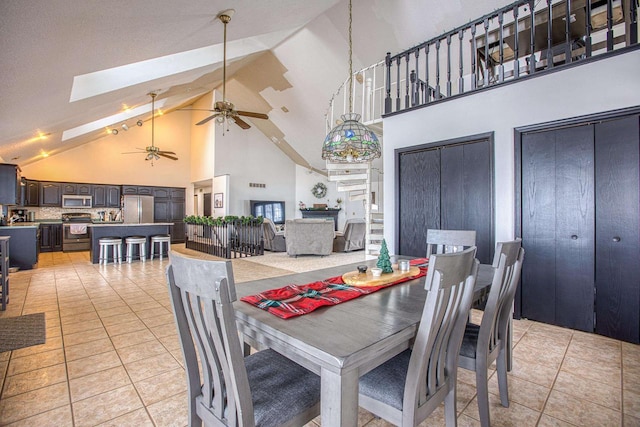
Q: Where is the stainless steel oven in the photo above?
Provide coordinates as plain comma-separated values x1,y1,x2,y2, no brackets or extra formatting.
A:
62,213,92,251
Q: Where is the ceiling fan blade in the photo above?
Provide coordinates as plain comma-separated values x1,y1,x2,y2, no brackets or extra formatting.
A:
234,116,251,130
158,152,179,161
157,150,176,155
237,111,269,120
196,114,220,126
177,108,217,112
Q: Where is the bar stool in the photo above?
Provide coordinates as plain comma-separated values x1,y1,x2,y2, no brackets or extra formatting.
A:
125,236,147,263
150,234,171,260
99,237,122,265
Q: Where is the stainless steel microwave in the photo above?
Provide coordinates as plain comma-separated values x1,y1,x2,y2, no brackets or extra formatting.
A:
61,195,92,208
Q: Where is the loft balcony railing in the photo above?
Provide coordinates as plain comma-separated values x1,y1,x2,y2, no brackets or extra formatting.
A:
325,61,386,135
384,0,638,115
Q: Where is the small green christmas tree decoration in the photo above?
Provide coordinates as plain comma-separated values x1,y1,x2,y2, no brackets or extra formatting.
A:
376,239,393,273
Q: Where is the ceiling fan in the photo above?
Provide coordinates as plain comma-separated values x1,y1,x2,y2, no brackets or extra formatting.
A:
122,92,178,163
190,10,269,129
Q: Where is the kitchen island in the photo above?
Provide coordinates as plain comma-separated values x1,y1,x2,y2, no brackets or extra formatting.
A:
89,223,173,264
0,223,40,270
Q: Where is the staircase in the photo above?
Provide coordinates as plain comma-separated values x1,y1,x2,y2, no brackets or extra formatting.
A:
326,161,382,255
325,61,387,255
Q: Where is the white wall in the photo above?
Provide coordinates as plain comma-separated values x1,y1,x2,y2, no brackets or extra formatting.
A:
189,92,216,184
383,50,640,255
214,121,296,219
294,165,369,230
213,175,229,217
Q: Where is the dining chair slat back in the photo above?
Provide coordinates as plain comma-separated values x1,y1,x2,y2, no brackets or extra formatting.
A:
166,251,321,427
359,246,479,426
458,239,524,427
425,229,477,257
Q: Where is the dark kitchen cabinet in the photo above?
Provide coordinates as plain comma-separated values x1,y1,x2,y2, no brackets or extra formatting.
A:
0,164,21,205
519,114,640,343
397,136,493,264
39,223,62,252
93,185,121,208
154,187,185,243
22,179,39,207
39,182,63,207
122,185,154,196
63,183,92,195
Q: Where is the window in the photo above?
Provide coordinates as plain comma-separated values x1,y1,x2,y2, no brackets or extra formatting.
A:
250,200,285,224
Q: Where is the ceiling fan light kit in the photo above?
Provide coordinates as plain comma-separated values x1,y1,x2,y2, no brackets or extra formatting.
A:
321,0,381,164
192,9,269,132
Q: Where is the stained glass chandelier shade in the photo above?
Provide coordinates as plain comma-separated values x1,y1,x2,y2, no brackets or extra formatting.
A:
322,113,380,162
321,0,381,163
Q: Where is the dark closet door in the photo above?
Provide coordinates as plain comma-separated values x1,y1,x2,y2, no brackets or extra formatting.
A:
595,116,640,343
521,125,595,331
441,141,492,264
398,148,441,256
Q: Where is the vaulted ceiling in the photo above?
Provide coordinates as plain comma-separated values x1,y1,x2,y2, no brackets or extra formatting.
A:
0,0,511,170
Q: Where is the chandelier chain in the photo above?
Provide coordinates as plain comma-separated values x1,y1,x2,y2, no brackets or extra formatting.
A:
348,0,353,113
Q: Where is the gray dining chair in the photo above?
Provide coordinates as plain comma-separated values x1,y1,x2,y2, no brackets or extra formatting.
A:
358,246,479,426
458,240,524,427
425,229,477,256
166,251,321,427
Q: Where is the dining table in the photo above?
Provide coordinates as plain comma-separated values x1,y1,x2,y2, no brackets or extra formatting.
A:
233,258,494,427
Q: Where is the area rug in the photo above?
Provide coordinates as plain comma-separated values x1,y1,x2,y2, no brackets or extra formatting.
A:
243,251,375,273
0,313,46,353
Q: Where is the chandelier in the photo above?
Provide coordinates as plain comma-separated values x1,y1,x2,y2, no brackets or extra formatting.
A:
321,0,381,163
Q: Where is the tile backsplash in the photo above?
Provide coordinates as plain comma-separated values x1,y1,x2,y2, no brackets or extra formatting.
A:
29,206,122,220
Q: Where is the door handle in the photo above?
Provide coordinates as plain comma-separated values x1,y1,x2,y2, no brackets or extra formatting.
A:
571,235,578,240
612,236,621,242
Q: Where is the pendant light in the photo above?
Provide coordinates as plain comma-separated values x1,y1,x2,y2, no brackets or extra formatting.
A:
321,0,381,163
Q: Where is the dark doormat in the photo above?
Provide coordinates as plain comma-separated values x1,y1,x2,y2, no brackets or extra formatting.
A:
0,313,46,353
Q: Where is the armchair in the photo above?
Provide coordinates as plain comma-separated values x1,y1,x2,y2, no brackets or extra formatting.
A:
333,218,366,252
262,218,286,252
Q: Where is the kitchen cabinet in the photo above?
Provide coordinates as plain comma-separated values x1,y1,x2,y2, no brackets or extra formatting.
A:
39,223,62,252
154,187,185,243
63,183,92,195
122,185,153,195
39,182,63,207
0,164,21,205
22,179,39,207
93,185,121,208
519,114,640,343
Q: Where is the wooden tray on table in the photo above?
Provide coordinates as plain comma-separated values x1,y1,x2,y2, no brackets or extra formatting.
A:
342,266,421,287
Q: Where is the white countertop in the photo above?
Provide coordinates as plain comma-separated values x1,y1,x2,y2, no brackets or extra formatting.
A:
0,222,40,229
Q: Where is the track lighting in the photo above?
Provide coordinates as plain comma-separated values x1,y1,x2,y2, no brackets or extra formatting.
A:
121,123,129,131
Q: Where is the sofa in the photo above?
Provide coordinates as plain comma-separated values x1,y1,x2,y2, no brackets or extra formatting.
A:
284,219,335,257
333,218,366,252
262,218,286,252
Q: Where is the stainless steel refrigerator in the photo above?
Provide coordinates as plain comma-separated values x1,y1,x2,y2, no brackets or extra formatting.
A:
123,195,154,224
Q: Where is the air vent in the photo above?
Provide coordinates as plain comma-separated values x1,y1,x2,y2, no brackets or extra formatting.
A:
249,183,266,188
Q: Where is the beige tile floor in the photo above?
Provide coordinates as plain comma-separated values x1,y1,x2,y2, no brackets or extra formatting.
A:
0,247,639,426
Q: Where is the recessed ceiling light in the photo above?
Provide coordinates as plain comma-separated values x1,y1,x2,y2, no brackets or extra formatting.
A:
281,106,289,113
